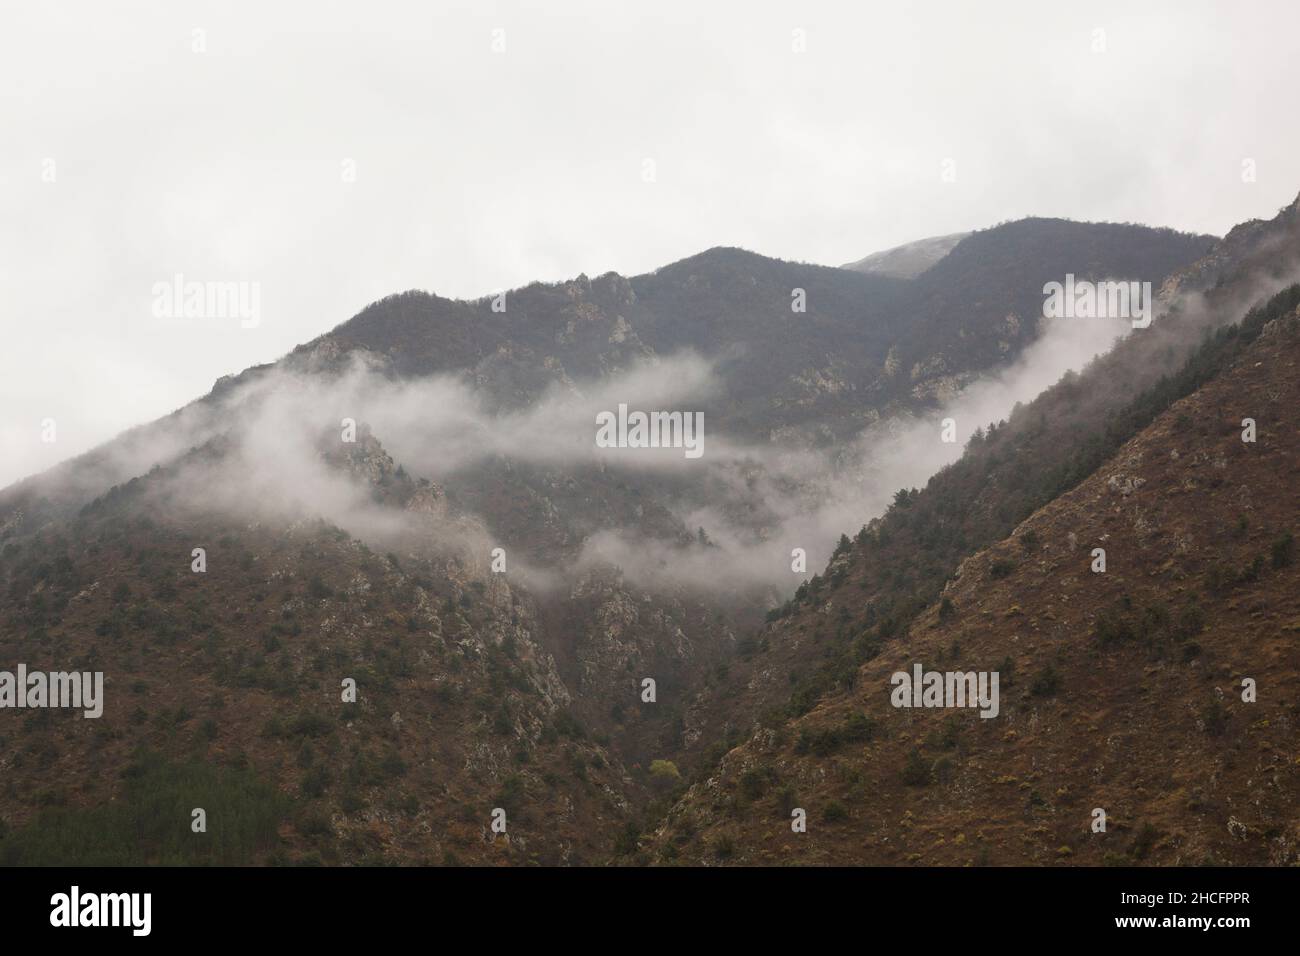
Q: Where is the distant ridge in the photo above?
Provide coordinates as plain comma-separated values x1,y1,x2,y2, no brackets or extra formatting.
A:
842,231,971,278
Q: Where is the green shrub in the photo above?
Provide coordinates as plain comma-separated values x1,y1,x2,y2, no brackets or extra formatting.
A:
613,821,641,856
1270,532,1295,569
938,597,956,623
551,709,585,740
286,712,333,738
1201,698,1228,736
1030,663,1062,698
650,759,682,783
712,834,735,860
738,768,767,801
1130,823,1160,860
299,765,331,798
990,558,1016,579
1174,602,1206,641
901,748,931,786
1095,605,1135,644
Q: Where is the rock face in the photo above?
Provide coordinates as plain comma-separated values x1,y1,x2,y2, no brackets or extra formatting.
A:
1160,191,1300,302
323,422,399,486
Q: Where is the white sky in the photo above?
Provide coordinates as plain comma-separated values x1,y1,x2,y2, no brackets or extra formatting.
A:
3,0,1299,487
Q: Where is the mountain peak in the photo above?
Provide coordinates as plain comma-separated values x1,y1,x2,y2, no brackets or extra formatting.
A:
841,231,972,278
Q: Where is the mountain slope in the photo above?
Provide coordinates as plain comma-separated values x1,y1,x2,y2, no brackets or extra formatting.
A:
666,195,1300,777
648,285,1300,866
0,431,644,865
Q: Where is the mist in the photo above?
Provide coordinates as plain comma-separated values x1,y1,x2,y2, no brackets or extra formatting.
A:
566,311,1136,594
65,308,1128,604
24,245,1294,609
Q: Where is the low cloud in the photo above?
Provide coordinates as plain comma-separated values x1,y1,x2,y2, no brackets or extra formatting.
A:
15,268,1286,604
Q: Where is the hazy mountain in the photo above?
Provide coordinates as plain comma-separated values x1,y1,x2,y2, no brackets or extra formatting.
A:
0,209,1249,865
841,231,972,278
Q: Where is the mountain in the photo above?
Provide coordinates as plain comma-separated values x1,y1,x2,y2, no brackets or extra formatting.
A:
650,282,1300,866
300,220,1213,442
841,232,971,279
0,211,1243,865
645,195,1300,864
670,196,1300,765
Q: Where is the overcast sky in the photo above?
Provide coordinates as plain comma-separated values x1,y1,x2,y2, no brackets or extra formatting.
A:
3,0,1299,488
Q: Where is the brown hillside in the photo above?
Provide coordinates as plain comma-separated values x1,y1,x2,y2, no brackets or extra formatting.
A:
650,306,1300,866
